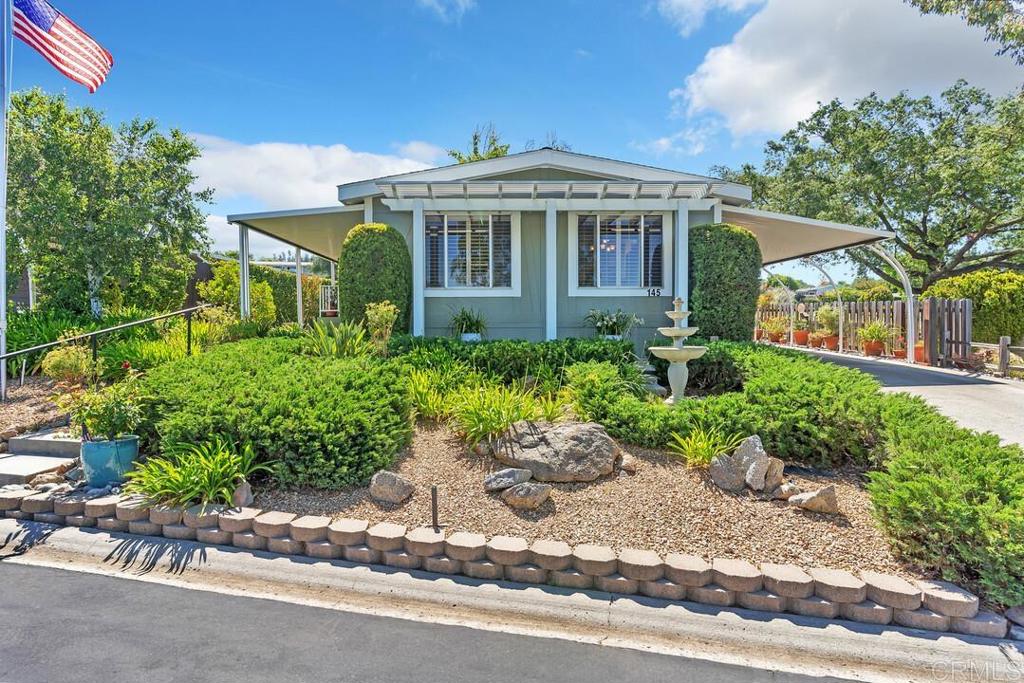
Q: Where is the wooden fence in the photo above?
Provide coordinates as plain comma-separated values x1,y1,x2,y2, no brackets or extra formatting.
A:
756,298,973,367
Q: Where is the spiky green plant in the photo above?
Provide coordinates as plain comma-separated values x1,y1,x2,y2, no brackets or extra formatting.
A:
668,426,745,468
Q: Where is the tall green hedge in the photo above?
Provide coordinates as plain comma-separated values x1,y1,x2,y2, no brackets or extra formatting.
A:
688,223,762,340
338,223,412,332
923,269,1024,343
249,264,323,325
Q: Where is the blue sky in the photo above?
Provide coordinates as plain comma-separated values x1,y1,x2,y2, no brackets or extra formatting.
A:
12,0,1021,283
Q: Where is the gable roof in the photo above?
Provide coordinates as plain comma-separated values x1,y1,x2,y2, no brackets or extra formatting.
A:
337,148,752,205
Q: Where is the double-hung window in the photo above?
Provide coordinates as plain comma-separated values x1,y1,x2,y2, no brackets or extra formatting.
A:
570,213,672,297
424,213,520,297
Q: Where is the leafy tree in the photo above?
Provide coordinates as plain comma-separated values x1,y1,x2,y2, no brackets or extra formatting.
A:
764,273,809,291
524,131,573,152
447,123,510,163
7,89,212,316
905,0,1024,64
719,82,1024,293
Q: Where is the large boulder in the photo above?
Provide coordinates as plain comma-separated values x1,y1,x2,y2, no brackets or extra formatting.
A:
735,435,770,491
369,471,414,504
493,421,619,482
709,453,747,492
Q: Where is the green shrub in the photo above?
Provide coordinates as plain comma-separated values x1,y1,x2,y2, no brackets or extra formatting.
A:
249,265,323,325
137,337,412,489
125,437,272,507
869,393,1024,607
668,425,745,468
449,307,487,336
338,223,412,332
40,344,97,384
390,335,640,391
688,223,761,340
365,301,400,354
301,320,373,358
198,262,276,330
923,269,1024,343
814,304,839,335
647,338,743,394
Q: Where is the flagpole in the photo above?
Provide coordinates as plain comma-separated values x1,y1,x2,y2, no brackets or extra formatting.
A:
0,0,9,402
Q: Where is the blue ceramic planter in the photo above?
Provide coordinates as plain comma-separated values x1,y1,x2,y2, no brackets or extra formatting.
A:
81,436,139,487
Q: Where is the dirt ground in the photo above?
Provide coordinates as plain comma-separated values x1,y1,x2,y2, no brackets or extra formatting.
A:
0,377,64,436
257,423,921,578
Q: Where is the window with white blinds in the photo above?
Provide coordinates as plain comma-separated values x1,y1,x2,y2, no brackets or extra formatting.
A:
424,213,514,290
574,214,668,292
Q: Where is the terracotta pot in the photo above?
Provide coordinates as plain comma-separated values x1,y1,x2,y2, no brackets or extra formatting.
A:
823,335,840,351
793,330,809,346
322,310,338,317
863,340,884,357
893,349,907,359
914,343,926,364
755,329,765,340
808,336,823,349
769,332,784,343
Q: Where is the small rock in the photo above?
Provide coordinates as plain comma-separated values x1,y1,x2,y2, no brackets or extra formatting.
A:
789,485,839,514
709,454,746,492
1007,605,1024,627
111,486,121,494
500,482,552,510
484,468,532,492
85,485,112,497
770,482,801,500
618,453,639,473
763,457,785,491
29,472,64,487
369,471,414,504
37,483,59,493
1011,625,1024,642
645,382,668,398
232,480,254,507
1,427,18,440
1,483,30,491
65,467,83,482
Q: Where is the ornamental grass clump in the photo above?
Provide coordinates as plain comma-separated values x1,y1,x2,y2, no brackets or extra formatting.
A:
450,384,536,446
301,319,373,358
668,425,745,468
125,436,273,507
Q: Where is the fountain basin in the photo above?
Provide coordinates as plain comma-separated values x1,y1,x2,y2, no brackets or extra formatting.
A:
656,326,699,339
649,346,707,363
664,310,691,322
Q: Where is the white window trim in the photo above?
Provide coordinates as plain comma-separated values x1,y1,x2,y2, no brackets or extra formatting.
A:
568,211,673,297
425,211,522,298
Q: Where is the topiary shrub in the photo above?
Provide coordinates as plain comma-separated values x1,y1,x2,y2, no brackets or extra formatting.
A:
923,269,1024,344
338,223,412,332
688,223,762,340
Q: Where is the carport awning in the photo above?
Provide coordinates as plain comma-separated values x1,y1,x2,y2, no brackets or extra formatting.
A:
225,206,364,261
721,206,891,265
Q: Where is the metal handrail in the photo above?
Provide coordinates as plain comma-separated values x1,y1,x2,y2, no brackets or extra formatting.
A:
1,303,210,399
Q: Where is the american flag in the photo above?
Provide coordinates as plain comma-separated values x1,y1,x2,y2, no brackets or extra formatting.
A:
12,0,112,93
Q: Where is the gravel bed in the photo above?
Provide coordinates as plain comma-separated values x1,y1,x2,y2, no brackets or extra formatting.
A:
257,424,920,578
0,376,65,434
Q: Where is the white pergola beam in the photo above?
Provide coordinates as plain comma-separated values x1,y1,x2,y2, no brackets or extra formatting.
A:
237,222,251,320
295,248,303,328
545,201,557,340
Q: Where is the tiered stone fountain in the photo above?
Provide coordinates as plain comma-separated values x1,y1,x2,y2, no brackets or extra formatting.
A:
648,298,707,404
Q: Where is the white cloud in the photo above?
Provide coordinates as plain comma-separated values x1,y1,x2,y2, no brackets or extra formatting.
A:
190,133,430,209
416,0,476,22
191,135,435,256
679,0,1023,137
656,0,762,37
393,140,447,164
632,120,719,156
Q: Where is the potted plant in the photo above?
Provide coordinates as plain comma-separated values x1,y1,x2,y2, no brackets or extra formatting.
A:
450,307,486,342
808,331,825,348
760,316,788,343
58,372,143,487
815,304,840,350
793,318,809,346
857,320,892,357
584,309,643,340
915,341,926,363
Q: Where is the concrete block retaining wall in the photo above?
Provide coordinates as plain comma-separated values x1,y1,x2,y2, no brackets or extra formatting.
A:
0,489,1010,640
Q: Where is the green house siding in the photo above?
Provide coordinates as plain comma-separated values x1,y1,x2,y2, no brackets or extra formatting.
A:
423,210,546,340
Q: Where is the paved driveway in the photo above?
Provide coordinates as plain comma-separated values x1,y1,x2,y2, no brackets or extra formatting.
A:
806,350,1024,447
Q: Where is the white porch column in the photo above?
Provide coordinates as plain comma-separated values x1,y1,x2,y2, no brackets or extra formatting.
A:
364,198,374,224
237,222,251,319
295,249,303,328
544,201,557,340
674,201,689,306
411,200,425,336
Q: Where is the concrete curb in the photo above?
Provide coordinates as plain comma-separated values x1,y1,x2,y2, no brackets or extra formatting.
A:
2,519,1019,682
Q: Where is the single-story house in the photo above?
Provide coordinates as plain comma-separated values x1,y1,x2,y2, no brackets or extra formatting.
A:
226,148,895,343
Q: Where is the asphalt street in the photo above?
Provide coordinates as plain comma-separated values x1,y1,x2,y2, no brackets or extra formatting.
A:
0,563,854,683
